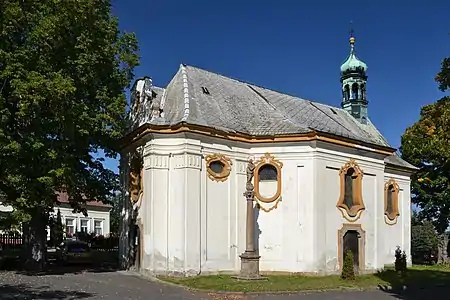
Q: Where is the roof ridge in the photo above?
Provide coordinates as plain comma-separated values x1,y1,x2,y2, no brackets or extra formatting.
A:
180,64,190,121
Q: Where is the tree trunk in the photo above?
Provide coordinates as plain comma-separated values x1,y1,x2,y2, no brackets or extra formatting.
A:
437,234,449,264
22,211,48,272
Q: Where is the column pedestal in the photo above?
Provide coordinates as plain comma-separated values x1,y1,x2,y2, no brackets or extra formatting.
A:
233,190,266,281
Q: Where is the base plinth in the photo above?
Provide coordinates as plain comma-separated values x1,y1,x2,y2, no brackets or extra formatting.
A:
232,251,267,281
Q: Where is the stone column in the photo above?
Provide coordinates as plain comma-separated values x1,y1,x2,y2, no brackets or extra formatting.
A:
234,158,266,280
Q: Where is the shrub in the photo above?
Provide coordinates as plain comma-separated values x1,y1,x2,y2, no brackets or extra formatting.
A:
341,250,356,280
395,246,407,275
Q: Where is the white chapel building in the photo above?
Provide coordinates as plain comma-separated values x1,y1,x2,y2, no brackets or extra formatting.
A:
119,34,417,276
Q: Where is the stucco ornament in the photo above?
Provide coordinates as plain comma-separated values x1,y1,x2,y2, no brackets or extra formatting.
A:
384,178,400,225
253,153,283,213
336,159,365,222
205,153,232,182
129,148,144,204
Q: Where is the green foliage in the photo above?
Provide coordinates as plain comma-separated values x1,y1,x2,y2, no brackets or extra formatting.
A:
394,246,407,275
411,220,438,264
435,57,450,92
0,1,138,222
0,0,139,268
341,250,356,280
411,210,422,226
401,47,450,233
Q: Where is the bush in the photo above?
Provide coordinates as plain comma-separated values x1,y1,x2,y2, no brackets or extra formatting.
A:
341,250,356,280
395,246,407,275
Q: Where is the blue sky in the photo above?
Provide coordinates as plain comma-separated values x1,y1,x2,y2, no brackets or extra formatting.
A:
104,0,450,173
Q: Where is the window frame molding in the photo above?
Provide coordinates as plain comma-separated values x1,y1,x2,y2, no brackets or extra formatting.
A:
336,159,365,221
205,153,232,182
384,178,400,224
337,223,366,274
80,218,90,233
65,217,75,234
254,153,283,203
94,219,104,235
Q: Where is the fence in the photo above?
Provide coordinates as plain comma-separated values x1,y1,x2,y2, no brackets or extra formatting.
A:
1,233,118,251
0,233,22,250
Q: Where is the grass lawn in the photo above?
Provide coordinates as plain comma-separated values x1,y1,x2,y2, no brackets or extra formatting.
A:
158,265,450,292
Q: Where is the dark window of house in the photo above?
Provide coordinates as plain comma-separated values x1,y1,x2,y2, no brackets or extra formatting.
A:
258,164,278,181
209,161,225,174
344,168,355,208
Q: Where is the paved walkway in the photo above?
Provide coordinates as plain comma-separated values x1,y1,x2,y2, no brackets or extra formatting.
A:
0,269,447,299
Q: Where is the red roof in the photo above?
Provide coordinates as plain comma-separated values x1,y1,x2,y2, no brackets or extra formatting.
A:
57,192,112,208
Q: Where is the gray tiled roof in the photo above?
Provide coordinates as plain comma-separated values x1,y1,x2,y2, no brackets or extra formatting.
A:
143,64,416,170
385,153,418,170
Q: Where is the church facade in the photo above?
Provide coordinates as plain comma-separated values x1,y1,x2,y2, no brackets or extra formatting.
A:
119,34,417,276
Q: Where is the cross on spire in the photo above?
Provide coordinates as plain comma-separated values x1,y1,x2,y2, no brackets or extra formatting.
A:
349,21,355,46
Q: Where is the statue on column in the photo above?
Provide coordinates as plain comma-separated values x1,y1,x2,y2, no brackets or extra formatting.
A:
246,157,255,192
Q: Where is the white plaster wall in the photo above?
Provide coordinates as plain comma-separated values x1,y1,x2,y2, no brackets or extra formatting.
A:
132,132,412,276
315,149,386,273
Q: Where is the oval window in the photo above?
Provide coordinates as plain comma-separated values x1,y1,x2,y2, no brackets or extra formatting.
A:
209,160,225,174
255,163,281,203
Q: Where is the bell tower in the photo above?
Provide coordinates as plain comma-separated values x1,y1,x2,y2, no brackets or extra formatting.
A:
340,27,368,124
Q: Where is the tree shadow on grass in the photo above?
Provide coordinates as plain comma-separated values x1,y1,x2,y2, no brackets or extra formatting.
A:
0,284,93,299
375,267,450,299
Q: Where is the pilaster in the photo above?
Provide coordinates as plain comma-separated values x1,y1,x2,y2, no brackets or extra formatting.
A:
143,150,170,273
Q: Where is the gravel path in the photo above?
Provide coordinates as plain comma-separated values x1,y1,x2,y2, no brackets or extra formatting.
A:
0,269,447,299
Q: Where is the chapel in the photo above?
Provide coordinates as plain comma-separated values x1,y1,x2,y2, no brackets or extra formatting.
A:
119,32,417,276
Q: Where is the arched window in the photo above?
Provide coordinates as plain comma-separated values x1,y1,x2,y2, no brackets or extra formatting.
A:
205,154,232,182
258,164,278,182
360,84,366,100
351,83,359,100
337,159,365,221
344,168,355,209
344,85,350,101
254,153,283,203
384,179,400,224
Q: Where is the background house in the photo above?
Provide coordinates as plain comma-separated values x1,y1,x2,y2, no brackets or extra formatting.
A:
54,192,112,237
0,193,112,237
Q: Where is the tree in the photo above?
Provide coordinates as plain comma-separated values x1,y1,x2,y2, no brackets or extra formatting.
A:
341,250,355,280
109,192,122,235
0,0,139,270
411,220,438,265
401,52,450,234
411,210,422,226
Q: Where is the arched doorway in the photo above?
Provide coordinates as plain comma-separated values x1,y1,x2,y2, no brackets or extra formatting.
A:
338,224,365,274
